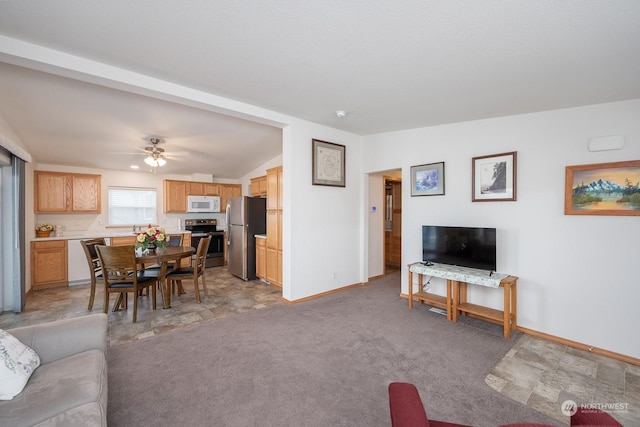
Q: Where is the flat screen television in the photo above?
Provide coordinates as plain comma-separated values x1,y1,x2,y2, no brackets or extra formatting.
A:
422,225,497,271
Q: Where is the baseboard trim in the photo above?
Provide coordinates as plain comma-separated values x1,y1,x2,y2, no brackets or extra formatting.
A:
399,293,640,366
517,326,640,367
281,282,368,304
368,274,385,282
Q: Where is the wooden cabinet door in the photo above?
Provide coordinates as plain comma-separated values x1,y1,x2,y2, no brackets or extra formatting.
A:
250,176,267,196
266,211,279,250
266,247,279,285
35,171,69,212
188,182,205,195
35,171,100,213
220,184,241,212
71,174,101,212
31,240,68,289
164,180,188,212
256,238,266,279
266,168,279,210
204,183,220,196
110,236,137,246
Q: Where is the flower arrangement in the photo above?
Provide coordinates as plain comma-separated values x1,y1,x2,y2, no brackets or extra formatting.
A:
35,223,54,237
35,223,54,232
135,225,169,250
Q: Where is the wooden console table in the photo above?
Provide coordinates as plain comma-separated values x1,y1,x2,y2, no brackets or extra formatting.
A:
408,262,518,338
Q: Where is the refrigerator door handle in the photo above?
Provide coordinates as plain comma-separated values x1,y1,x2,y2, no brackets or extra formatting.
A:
225,204,231,244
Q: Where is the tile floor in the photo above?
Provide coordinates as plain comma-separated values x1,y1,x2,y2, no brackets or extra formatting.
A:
2,269,638,425
0,266,283,346
486,333,640,426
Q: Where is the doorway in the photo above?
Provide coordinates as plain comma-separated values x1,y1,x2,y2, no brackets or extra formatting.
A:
384,176,402,273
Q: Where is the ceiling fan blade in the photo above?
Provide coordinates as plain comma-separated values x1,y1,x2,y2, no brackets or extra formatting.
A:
164,151,191,156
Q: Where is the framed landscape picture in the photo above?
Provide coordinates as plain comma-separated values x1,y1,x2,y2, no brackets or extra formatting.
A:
565,160,640,216
312,139,345,187
411,162,445,196
472,152,517,202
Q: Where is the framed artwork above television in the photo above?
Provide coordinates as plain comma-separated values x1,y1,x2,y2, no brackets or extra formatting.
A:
411,162,445,196
472,151,517,202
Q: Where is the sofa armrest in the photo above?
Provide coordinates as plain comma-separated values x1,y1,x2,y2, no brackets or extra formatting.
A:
8,314,108,364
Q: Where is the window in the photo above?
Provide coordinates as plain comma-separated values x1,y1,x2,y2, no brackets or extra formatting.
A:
108,187,157,226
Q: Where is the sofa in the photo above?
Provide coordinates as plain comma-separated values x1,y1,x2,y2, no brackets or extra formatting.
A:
388,382,622,427
0,314,108,426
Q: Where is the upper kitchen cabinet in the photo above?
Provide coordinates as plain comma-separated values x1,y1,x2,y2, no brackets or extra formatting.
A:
188,182,220,196
163,179,240,213
250,176,267,197
220,184,241,212
164,180,188,212
35,171,101,213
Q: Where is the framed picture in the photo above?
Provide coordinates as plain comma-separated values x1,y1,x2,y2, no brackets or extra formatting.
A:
472,151,517,202
312,139,345,187
565,160,640,216
411,162,445,196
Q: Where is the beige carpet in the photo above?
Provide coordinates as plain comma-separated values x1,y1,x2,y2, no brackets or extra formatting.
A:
107,272,557,426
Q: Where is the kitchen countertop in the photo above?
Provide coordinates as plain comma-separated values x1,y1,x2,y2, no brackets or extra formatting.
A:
31,229,191,242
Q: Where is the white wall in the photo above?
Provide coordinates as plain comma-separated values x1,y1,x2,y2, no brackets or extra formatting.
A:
282,120,363,301
363,99,640,359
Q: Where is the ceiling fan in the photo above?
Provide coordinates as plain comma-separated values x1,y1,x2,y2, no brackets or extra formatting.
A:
109,136,190,167
143,137,168,167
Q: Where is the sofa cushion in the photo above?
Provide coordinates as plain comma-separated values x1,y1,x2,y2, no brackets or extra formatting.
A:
0,349,107,426
0,329,41,400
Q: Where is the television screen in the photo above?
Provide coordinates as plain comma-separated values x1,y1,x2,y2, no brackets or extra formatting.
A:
422,225,497,271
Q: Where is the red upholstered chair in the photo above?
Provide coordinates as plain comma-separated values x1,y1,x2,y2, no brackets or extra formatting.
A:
388,382,471,427
388,382,566,427
570,407,622,426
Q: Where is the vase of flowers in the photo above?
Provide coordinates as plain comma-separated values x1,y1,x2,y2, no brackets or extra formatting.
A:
135,225,169,251
35,223,54,238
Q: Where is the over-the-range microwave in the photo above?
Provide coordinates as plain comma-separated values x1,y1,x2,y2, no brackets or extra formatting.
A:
187,195,221,213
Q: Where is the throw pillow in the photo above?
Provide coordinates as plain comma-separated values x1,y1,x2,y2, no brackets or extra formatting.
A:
0,329,41,400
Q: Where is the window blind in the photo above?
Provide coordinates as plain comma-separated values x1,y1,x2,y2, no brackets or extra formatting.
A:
108,187,157,225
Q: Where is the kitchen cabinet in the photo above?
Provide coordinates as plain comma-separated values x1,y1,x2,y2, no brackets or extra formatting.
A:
31,240,68,289
110,236,138,246
250,176,267,197
163,180,238,213
35,171,101,213
219,184,241,212
204,183,220,196
265,166,282,286
164,180,188,213
256,236,266,280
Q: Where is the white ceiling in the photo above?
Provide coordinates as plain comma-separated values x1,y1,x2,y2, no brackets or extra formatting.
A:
1,1,639,177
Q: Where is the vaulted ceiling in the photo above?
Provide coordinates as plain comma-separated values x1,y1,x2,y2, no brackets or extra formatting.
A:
1,1,639,177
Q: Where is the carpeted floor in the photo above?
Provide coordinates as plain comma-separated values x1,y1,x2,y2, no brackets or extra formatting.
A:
108,272,559,427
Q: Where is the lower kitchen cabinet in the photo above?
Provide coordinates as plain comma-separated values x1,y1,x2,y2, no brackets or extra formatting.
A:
256,236,266,280
32,240,68,289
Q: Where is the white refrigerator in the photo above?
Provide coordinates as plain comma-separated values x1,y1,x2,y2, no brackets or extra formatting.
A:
226,196,267,280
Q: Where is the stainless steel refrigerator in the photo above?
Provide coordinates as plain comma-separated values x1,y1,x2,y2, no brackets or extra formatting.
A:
226,196,267,280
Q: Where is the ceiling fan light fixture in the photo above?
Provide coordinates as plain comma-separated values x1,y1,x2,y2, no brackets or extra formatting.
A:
144,155,166,167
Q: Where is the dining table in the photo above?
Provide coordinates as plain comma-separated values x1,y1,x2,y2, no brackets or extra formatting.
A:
136,245,195,309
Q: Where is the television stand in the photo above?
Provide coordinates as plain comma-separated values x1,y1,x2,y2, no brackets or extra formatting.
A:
408,262,518,338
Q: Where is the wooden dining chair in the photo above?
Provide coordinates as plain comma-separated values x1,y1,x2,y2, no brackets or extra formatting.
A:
166,235,211,303
95,244,159,323
80,238,106,310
